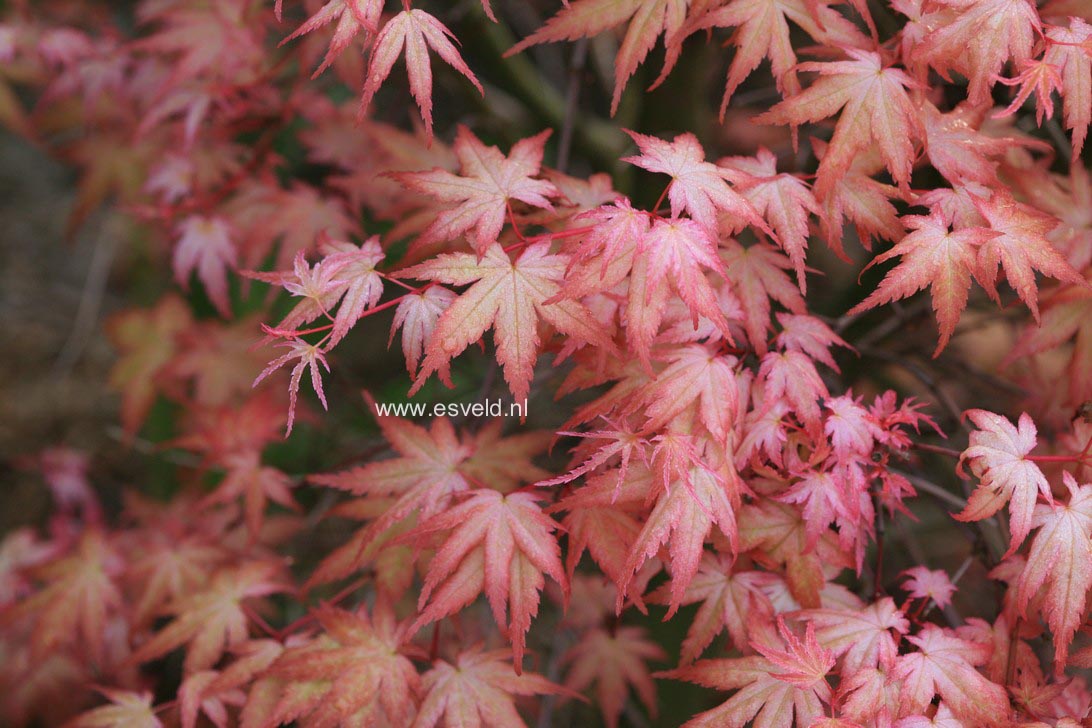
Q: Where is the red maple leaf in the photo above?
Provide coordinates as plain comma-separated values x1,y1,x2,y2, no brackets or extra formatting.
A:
659,619,835,728
403,490,567,671
173,216,237,319
847,211,999,355
973,192,1086,321
563,625,665,728
401,242,613,405
279,0,383,77
393,127,557,255
359,10,483,138
1014,473,1092,672
891,624,1009,725
257,602,421,726
413,648,575,727
127,561,287,673
956,409,1053,556
506,0,689,114
623,130,766,233
754,50,921,199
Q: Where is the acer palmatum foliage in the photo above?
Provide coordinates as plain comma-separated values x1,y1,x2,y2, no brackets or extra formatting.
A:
2,0,1092,726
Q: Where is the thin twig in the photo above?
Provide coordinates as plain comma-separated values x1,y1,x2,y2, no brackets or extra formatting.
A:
921,555,973,620
556,39,588,173
892,521,965,627
873,488,886,597
53,226,118,377
1045,118,1072,160
854,299,930,350
858,345,967,431
105,426,203,468
535,627,574,728
892,469,967,509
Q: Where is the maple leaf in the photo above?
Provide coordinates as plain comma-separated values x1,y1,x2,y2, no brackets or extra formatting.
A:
311,395,549,554
721,241,806,354
183,639,282,728
721,148,821,291
776,314,849,372
739,501,852,608
458,420,555,490
173,216,237,318
137,1,264,87
639,218,736,335
226,181,356,271
198,452,298,543
280,0,383,77
309,410,550,589
649,554,775,663
836,665,901,726
507,0,688,114
956,409,1053,556
920,102,1021,186
559,213,734,366
258,603,421,726
60,126,156,239
562,198,650,280
1044,19,1092,157
812,140,905,256
558,500,644,586
659,619,834,728
248,253,343,337
974,192,1086,321
29,447,99,524
631,345,739,443
404,489,566,670
126,535,224,628
798,597,908,674
394,127,556,255
390,285,456,375
314,236,386,346
637,223,729,357
253,339,330,436
847,212,999,355
687,0,870,115
754,50,921,199
778,471,860,555
563,626,665,728
67,689,161,728
623,131,765,233
413,647,574,727
823,394,882,458
890,624,1009,725
0,529,57,608
1014,473,1092,673
994,59,1064,126
1007,277,1092,405
621,460,743,612
901,567,957,609
537,418,649,495
359,10,483,138
106,296,192,433
166,316,271,408
400,243,613,405
759,350,829,434
171,393,287,461
127,561,286,673
2,529,121,664
915,0,1040,105
738,399,792,468
303,498,418,594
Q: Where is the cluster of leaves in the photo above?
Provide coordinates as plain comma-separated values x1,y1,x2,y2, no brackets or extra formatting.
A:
2,0,1092,726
